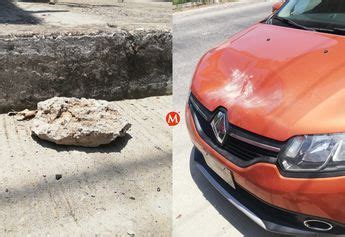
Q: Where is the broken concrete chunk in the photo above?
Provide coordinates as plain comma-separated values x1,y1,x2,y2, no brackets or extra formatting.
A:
31,97,131,147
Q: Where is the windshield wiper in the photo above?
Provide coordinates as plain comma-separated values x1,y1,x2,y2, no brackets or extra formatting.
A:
312,27,345,35
270,16,315,31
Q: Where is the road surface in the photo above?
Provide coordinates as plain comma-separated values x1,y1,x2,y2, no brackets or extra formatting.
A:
0,1,170,36
173,2,313,237
0,96,171,236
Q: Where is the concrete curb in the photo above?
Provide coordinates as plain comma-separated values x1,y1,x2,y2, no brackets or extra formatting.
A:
0,29,172,113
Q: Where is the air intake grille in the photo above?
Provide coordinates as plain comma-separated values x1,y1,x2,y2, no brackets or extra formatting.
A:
190,94,284,162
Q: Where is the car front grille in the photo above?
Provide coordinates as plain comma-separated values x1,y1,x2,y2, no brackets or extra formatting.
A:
189,94,285,163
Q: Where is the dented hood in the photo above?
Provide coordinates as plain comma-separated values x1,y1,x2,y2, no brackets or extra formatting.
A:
191,23,345,141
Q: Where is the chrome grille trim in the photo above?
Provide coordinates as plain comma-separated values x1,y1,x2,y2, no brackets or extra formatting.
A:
229,133,281,152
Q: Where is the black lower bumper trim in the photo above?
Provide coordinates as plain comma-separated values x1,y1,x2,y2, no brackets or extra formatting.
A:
193,147,345,235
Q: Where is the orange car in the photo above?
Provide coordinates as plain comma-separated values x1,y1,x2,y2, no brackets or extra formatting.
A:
186,0,345,235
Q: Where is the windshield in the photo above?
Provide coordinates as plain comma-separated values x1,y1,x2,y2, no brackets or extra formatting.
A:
270,0,345,34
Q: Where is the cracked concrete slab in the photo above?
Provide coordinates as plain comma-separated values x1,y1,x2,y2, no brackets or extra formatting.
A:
0,2,172,112
0,95,171,236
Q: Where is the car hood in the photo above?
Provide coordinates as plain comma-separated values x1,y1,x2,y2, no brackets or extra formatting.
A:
191,23,345,141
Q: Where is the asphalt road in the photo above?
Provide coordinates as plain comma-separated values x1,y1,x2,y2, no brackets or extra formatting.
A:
172,2,316,237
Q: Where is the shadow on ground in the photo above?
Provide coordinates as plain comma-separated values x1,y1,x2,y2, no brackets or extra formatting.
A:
0,152,168,202
0,0,68,24
0,152,170,228
0,0,41,24
31,133,132,153
188,147,312,237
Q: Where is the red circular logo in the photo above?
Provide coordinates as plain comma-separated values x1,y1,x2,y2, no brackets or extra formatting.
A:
166,112,180,126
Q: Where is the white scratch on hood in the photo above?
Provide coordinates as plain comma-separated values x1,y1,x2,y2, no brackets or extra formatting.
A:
207,69,281,111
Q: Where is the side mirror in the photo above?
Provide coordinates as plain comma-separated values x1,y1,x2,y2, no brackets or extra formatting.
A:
272,1,285,13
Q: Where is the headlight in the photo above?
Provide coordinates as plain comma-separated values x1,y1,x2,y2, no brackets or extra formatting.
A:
278,134,345,172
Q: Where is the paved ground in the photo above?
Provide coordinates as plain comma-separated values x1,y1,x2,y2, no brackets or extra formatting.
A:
172,2,310,237
0,96,171,236
0,0,171,37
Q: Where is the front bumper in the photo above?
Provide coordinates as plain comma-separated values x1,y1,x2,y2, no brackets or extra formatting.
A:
186,100,345,235
193,147,345,235
194,148,315,235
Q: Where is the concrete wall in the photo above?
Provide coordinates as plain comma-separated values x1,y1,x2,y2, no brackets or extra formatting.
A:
0,29,172,112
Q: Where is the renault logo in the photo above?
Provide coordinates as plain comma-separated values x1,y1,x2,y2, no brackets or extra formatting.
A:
211,110,227,145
